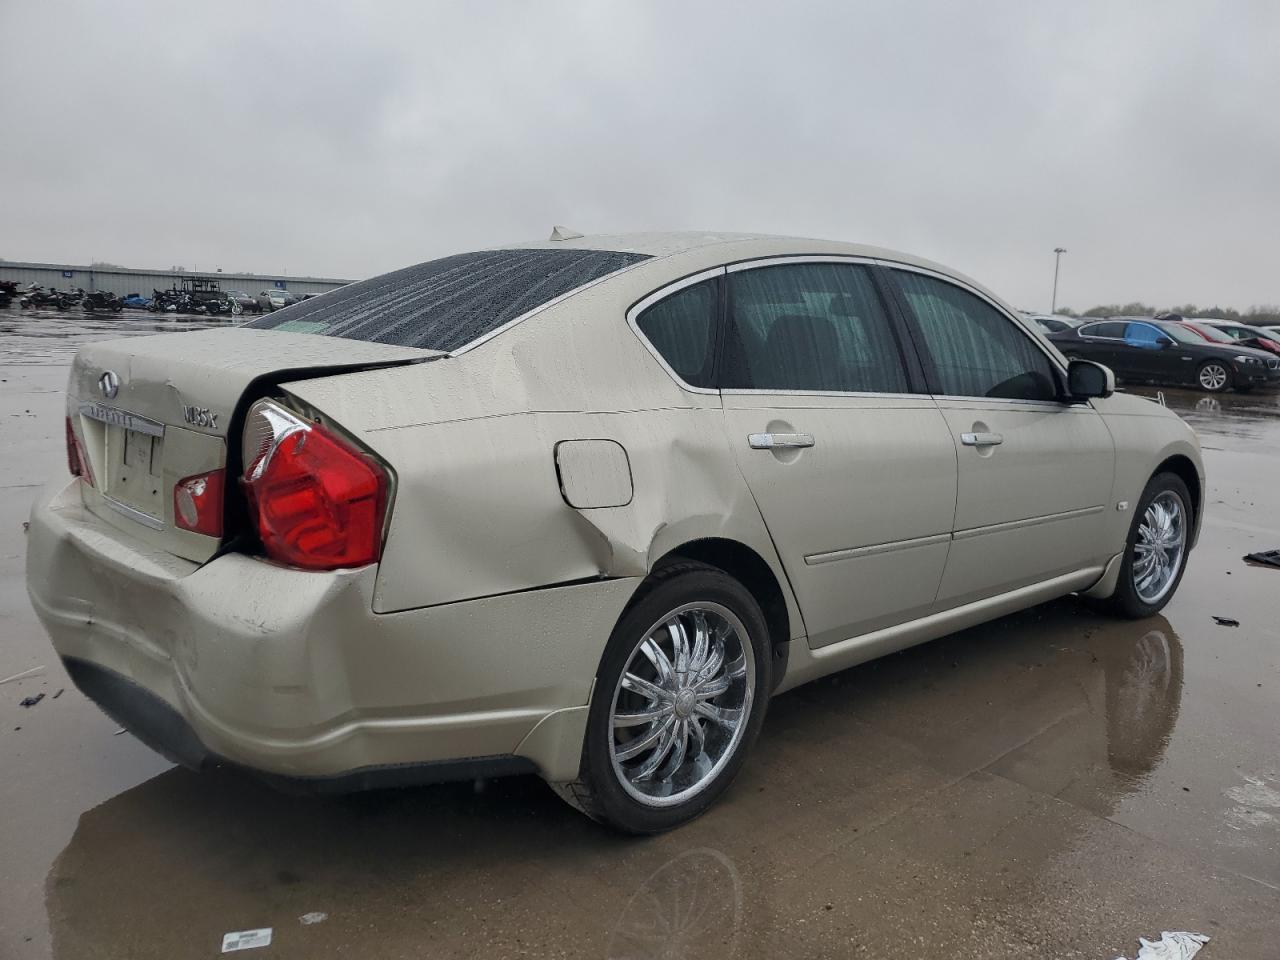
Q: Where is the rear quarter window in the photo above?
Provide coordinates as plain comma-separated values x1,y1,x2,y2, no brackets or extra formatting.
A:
246,248,650,352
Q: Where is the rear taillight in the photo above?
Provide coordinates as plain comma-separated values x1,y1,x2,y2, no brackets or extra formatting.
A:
174,469,225,537
241,399,388,570
65,416,94,486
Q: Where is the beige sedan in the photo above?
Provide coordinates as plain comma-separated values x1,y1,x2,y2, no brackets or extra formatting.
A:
27,232,1203,832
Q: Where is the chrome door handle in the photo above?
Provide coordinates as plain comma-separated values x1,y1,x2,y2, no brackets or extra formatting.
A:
960,431,1003,447
749,432,815,450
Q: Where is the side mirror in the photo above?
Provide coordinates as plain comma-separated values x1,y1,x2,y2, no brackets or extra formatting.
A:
1157,336,1176,348
1067,359,1114,399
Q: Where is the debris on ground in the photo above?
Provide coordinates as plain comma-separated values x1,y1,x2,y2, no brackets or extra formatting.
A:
0,665,45,685
1244,548,1280,569
1114,930,1210,960
299,912,328,925
221,928,273,953
1211,616,1240,627
19,693,45,708
113,727,126,735
52,688,64,698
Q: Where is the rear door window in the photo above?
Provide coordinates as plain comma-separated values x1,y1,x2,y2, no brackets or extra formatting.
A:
720,262,910,393
635,280,717,388
1080,321,1126,339
246,249,650,352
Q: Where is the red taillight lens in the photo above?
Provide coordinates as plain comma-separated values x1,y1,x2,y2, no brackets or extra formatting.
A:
65,416,94,486
174,469,225,537
242,404,387,570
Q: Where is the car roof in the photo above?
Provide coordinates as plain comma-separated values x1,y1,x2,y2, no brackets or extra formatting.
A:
505,229,976,280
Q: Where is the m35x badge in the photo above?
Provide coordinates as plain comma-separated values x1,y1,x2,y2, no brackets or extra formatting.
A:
182,404,218,429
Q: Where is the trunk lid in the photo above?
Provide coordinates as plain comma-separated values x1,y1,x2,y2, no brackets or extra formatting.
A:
67,328,438,562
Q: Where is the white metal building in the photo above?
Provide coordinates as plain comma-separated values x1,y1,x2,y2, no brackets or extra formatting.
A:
0,260,351,298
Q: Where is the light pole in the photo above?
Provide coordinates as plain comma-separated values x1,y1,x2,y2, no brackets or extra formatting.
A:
1051,247,1067,314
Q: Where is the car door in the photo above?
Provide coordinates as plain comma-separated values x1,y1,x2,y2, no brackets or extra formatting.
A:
1070,321,1129,372
716,259,958,648
888,267,1116,606
1124,321,1196,385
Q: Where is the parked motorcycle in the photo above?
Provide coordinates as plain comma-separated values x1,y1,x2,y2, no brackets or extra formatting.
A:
18,285,77,310
81,290,124,313
0,280,18,309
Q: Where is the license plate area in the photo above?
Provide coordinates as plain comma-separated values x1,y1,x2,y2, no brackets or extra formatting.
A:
79,402,166,527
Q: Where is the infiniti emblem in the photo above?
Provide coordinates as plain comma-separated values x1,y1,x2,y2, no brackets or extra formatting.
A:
98,370,120,400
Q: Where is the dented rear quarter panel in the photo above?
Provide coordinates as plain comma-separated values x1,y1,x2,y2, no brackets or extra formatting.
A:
283,251,804,638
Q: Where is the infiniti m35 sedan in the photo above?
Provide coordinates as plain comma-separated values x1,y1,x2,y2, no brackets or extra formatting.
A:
28,232,1203,832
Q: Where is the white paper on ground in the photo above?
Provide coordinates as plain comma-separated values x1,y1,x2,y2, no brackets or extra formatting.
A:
299,911,328,925
221,928,273,952
1114,930,1210,960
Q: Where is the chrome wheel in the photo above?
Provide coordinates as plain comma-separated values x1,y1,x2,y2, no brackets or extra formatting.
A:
1133,492,1186,604
609,602,755,808
1198,363,1228,391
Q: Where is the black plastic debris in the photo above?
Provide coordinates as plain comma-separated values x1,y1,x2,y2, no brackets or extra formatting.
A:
1211,616,1240,627
1244,549,1280,569
19,693,45,708
52,688,64,699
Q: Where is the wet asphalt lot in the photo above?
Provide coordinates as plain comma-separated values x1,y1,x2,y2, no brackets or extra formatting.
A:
1,309,1277,959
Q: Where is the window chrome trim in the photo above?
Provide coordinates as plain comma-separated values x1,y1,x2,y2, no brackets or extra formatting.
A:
877,259,1071,379
624,266,725,395
721,388,934,401
723,254,882,273
1077,321,1122,340
449,255,656,358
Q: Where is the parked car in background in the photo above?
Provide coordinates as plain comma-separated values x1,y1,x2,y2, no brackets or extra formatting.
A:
1048,318,1279,393
225,290,261,314
30,232,1205,833
256,289,299,312
121,294,153,310
1194,319,1280,357
1022,312,1080,334
1260,325,1280,341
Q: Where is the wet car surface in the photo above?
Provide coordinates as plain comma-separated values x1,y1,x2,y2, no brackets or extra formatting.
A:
1,309,1277,958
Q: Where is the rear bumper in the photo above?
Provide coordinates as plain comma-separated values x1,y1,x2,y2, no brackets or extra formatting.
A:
27,479,637,783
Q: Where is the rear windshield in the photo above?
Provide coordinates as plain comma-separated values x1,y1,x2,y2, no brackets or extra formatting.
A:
245,248,650,352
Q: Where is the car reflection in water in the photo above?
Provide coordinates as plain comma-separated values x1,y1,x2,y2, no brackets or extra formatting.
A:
606,848,743,960
42,615,1184,959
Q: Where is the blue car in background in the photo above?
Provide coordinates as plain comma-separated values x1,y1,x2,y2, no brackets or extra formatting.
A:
121,294,152,310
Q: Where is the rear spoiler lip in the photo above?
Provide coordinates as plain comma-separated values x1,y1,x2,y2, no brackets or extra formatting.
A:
205,353,443,569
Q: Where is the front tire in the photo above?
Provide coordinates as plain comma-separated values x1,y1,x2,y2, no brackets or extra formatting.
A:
1101,472,1192,619
1197,361,1231,392
552,562,771,833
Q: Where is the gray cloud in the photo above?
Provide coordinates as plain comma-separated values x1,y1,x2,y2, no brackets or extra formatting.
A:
3,0,1278,311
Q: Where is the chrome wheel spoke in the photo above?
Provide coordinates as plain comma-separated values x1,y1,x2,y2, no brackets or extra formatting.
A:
694,673,731,699
668,620,691,680
690,612,710,674
659,720,689,780
631,720,678,780
621,672,667,703
640,637,676,687
616,716,675,762
613,703,673,728
694,701,743,727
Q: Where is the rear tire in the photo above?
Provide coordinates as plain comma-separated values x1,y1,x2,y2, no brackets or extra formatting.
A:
1100,472,1192,619
550,561,772,833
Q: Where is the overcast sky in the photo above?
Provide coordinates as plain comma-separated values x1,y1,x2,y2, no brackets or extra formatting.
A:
3,1,1278,312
